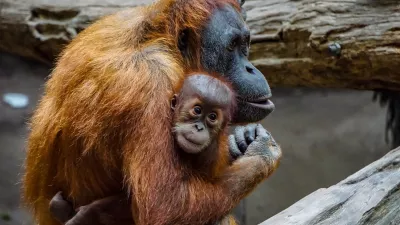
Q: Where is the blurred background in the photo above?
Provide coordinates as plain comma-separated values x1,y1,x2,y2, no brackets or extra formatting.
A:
1,0,399,225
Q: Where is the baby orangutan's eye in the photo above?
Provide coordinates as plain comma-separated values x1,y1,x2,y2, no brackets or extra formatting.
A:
208,113,217,122
193,106,202,115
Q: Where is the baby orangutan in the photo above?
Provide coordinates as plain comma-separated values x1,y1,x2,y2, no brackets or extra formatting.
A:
49,73,242,225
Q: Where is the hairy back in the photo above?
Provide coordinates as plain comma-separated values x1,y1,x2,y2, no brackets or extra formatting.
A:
23,6,184,224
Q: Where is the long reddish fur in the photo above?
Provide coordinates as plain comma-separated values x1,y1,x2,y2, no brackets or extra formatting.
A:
23,0,244,225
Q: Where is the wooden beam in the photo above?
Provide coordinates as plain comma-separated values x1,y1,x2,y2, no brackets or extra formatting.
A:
260,147,400,225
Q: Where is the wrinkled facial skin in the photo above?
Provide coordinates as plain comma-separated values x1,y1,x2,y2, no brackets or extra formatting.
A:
174,111,212,154
173,100,224,154
172,75,232,154
200,5,274,123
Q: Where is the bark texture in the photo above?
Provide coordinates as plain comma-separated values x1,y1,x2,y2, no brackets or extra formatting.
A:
260,148,400,225
246,0,400,90
1,0,400,90
0,0,147,64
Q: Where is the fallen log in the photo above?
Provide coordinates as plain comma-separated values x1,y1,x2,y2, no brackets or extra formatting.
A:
1,0,400,90
260,147,400,225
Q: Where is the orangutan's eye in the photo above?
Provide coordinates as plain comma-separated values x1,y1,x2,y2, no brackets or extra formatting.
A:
193,106,202,115
227,37,239,51
208,112,217,122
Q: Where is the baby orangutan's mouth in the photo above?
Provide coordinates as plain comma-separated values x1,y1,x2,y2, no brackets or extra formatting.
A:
177,134,205,154
183,133,206,146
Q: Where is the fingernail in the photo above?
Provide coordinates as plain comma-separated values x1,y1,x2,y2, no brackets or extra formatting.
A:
238,142,247,152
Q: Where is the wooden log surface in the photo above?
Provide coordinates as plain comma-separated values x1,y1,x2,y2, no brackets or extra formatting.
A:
246,0,400,91
260,147,400,225
0,0,146,64
1,0,400,90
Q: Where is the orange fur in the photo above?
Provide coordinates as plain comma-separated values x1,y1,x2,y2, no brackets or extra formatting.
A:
22,0,280,225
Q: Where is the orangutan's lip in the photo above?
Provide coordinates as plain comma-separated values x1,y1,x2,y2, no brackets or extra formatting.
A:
248,99,275,110
240,95,271,103
185,138,203,145
240,95,275,110
249,95,271,103
246,95,275,111
183,134,204,146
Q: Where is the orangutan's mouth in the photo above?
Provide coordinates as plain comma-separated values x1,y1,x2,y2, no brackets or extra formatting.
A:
246,96,275,111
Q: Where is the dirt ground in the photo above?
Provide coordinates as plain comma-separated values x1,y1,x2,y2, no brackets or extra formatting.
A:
0,52,390,225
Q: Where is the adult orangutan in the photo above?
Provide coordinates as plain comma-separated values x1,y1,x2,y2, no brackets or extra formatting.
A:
23,0,281,225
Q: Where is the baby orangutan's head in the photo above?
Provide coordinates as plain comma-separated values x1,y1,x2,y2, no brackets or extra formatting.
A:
171,74,236,154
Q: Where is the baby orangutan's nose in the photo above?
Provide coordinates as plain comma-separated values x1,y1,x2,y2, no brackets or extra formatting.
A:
194,123,204,131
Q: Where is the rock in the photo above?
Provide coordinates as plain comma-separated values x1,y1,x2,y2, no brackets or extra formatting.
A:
2,93,29,109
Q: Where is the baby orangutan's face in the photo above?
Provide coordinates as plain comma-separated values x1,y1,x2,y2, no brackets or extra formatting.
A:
171,75,234,154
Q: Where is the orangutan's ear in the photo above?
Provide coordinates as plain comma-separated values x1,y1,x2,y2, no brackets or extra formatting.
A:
171,94,178,111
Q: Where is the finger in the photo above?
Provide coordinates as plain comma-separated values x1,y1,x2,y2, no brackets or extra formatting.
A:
228,135,242,159
255,124,268,139
245,124,256,144
244,129,253,144
65,208,90,225
268,134,277,145
234,126,248,153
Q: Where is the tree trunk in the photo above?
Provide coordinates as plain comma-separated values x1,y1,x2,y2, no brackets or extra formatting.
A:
1,0,400,90
260,147,400,225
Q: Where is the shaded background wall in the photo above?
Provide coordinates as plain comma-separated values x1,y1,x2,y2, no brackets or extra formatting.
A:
0,51,391,225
